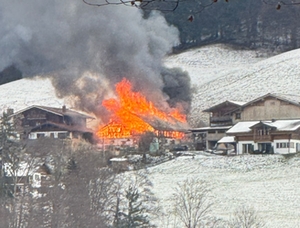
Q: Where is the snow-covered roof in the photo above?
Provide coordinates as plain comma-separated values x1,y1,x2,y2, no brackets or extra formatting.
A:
189,125,232,132
203,100,245,112
241,93,300,109
270,119,300,131
218,136,235,143
10,105,93,119
227,121,259,134
227,100,247,106
227,119,300,134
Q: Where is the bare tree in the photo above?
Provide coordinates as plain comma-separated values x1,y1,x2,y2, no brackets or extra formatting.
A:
82,0,300,13
171,178,218,228
227,205,266,228
0,135,160,228
82,0,218,13
0,111,41,228
63,145,116,228
262,0,300,10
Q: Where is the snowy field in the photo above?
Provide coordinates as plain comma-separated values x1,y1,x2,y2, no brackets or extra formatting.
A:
164,44,300,124
164,44,265,86
147,153,300,228
0,77,67,114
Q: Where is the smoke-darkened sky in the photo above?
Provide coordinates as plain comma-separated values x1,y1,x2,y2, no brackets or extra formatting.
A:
0,0,191,118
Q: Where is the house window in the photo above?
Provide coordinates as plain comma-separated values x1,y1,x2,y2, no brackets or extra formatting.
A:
242,144,253,153
235,113,241,119
276,142,294,148
58,132,70,139
58,132,67,139
37,133,44,138
256,127,270,136
29,133,37,139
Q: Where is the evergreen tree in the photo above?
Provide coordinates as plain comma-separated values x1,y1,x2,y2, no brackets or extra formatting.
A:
114,171,159,228
118,185,151,228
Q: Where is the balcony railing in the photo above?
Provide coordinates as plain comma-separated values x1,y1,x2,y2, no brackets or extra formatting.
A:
210,116,232,125
210,116,232,122
253,135,272,142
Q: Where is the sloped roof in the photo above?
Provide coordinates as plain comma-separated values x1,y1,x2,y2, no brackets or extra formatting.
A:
203,100,246,112
227,119,300,134
241,93,300,109
228,100,247,106
10,105,94,119
227,121,259,134
145,117,189,132
249,121,277,129
218,136,235,143
189,125,232,132
203,93,300,116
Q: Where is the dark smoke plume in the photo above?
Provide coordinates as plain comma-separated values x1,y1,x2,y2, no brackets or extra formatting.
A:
0,1,191,119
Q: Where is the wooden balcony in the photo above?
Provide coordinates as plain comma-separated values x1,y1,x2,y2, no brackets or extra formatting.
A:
210,115,232,126
253,135,272,142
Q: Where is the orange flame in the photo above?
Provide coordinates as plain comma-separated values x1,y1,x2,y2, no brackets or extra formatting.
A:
97,78,186,139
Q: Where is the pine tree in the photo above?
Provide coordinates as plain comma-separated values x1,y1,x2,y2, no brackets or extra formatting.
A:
116,185,151,228
114,171,159,228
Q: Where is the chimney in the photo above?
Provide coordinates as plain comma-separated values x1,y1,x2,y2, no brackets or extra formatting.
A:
7,108,14,116
62,105,66,113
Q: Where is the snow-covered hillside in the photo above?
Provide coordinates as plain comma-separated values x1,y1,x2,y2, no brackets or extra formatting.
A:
0,77,69,114
164,44,265,85
147,153,300,228
165,44,300,124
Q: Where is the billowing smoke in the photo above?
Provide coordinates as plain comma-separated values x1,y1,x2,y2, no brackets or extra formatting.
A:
0,0,191,119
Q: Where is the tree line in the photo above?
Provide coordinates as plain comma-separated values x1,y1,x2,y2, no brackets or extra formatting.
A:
161,0,300,53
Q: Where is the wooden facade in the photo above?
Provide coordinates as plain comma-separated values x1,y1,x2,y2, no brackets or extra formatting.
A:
203,100,245,126
11,105,93,141
240,95,300,121
227,120,300,154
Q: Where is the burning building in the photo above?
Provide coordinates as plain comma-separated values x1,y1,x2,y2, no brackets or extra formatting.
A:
96,78,189,148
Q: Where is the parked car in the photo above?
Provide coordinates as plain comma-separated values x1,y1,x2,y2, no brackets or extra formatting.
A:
170,145,188,152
